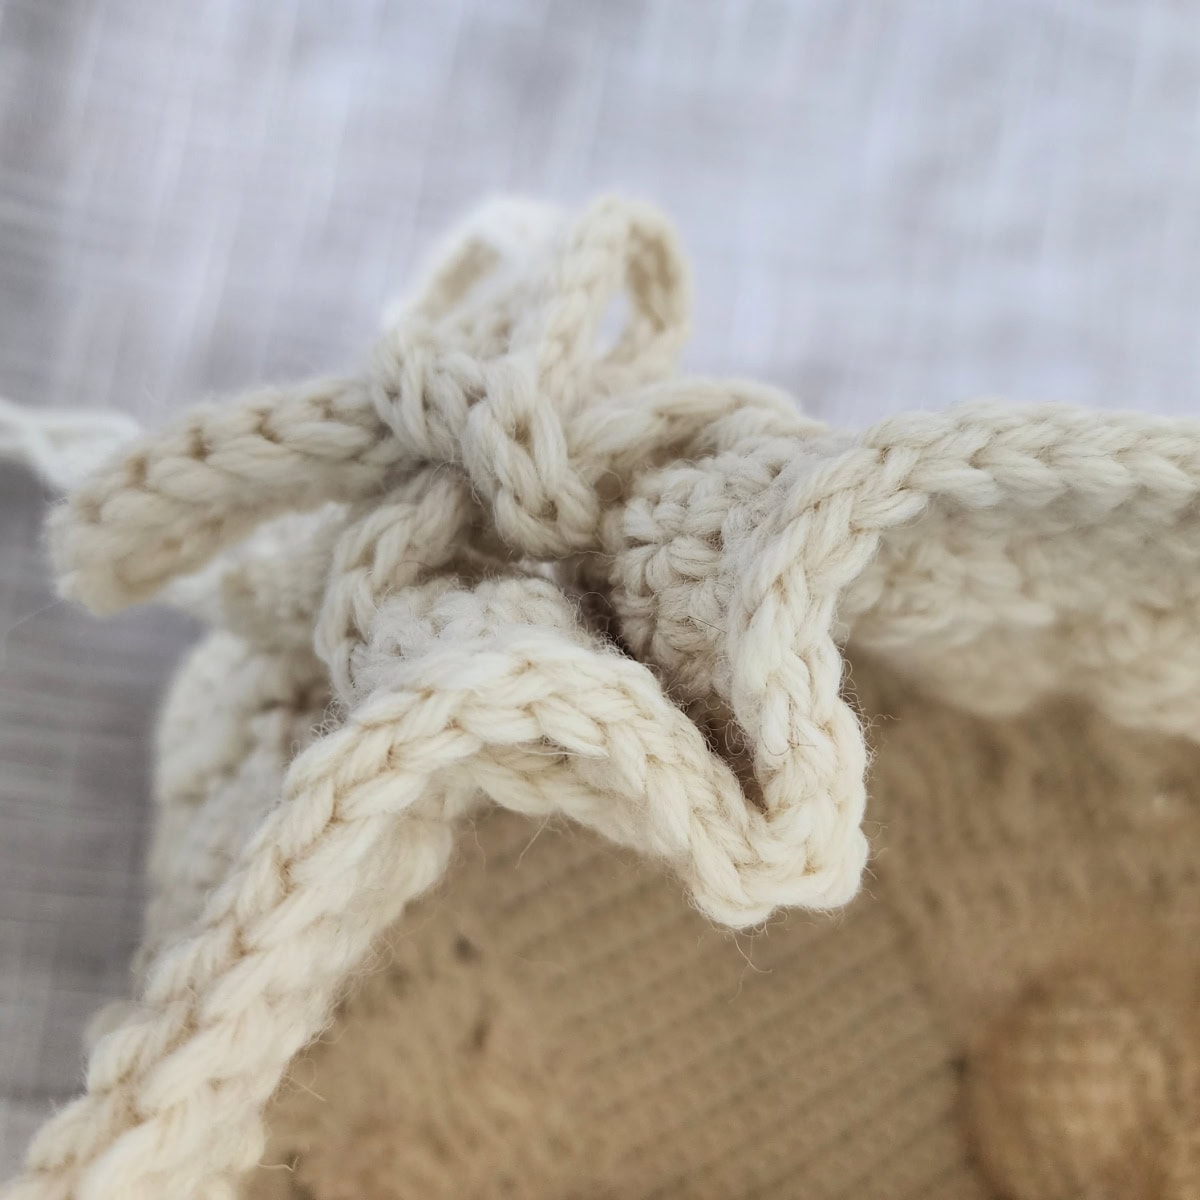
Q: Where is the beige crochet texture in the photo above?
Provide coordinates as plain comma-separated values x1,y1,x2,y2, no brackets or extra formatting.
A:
4,196,1200,1200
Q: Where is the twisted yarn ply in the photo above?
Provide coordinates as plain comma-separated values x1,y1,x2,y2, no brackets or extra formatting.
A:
6,195,1200,1199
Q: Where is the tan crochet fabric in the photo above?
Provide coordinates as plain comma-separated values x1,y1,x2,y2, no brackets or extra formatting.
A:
4,196,1200,1200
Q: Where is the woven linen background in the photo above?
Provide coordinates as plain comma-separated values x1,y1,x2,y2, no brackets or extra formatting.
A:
2,0,1199,1174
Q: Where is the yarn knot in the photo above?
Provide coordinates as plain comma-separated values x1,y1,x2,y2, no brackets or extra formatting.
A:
368,324,598,557
366,195,691,557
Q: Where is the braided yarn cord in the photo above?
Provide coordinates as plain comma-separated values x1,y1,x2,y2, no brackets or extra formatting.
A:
7,196,1200,1199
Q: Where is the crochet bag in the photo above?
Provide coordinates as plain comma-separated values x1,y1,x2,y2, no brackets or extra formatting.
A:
4,197,1200,1200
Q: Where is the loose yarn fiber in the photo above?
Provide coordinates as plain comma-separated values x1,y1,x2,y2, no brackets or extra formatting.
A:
5,196,1200,1200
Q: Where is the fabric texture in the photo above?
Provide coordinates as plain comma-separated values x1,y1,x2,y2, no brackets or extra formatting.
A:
3,196,1200,1200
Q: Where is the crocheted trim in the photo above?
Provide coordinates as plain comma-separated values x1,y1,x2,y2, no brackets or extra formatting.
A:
6,194,1200,1200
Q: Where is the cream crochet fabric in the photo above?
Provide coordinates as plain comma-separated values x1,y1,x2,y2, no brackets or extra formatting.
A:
4,196,1200,1200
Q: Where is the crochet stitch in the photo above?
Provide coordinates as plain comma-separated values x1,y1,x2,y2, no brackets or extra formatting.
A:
4,195,1200,1199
